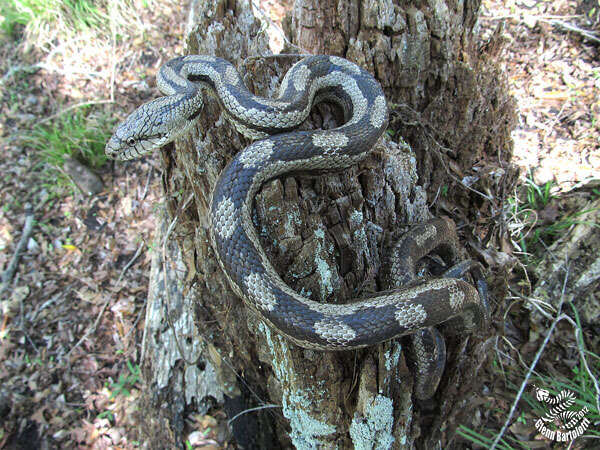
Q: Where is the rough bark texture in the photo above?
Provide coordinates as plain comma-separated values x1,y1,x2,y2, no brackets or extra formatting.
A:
138,0,516,448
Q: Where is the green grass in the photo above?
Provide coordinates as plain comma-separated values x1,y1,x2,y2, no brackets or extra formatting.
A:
458,309,600,449
24,106,114,192
459,371,599,448
0,0,106,39
0,0,29,36
530,208,599,245
457,425,518,449
0,0,149,47
523,176,554,210
108,360,141,399
507,176,554,261
97,361,141,423
507,175,600,261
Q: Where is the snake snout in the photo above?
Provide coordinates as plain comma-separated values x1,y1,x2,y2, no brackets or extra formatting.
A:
105,135,123,160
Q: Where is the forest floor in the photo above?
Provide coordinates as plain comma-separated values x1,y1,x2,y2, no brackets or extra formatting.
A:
0,0,597,448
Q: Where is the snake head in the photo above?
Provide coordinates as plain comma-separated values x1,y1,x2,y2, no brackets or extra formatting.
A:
535,387,550,402
105,96,195,160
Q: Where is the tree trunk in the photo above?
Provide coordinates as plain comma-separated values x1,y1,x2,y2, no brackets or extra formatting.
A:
138,0,515,448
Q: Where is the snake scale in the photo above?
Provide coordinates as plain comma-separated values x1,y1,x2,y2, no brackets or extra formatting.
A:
106,55,489,399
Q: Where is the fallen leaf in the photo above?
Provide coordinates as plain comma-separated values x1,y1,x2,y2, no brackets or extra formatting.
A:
538,203,560,224
31,405,49,426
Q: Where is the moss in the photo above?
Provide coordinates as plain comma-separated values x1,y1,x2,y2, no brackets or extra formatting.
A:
259,322,287,380
349,394,395,450
382,342,404,392
284,393,337,450
313,227,335,299
384,341,402,372
284,209,301,235
298,286,313,298
315,254,334,298
349,209,363,226
258,322,337,449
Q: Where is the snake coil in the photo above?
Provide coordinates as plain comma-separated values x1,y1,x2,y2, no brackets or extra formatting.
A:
106,55,489,399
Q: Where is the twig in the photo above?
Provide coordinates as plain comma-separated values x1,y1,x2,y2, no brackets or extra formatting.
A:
141,167,154,201
1,204,35,298
66,295,112,358
116,241,144,285
429,185,443,209
573,324,600,415
21,327,39,354
489,269,571,449
491,265,600,448
481,14,600,44
508,208,539,244
540,19,600,44
37,100,114,126
122,298,146,345
544,101,568,135
515,258,533,297
228,404,281,425
496,336,533,374
507,288,554,321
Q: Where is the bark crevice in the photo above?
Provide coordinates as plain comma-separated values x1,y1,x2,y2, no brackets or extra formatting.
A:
138,0,515,448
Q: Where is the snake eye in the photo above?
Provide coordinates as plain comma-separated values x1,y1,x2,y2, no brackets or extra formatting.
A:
126,137,136,147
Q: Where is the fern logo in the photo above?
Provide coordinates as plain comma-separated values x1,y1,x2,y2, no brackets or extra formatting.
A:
533,386,590,442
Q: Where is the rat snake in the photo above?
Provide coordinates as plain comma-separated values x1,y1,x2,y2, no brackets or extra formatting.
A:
106,55,489,399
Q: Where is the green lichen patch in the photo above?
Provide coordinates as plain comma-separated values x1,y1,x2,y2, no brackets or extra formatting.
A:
349,394,395,450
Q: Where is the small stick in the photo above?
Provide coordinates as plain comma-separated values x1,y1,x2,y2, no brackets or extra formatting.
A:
489,270,571,449
1,204,35,298
37,100,114,126
481,14,600,44
489,266,600,448
116,241,145,285
141,167,154,201
481,14,584,21
542,19,600,44
66,295,111,358
228,404,281,425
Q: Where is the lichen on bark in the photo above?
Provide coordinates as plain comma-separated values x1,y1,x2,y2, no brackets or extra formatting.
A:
138,0,515,448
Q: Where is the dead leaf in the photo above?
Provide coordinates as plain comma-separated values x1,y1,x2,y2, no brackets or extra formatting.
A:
538,203,559,224
31,406,49,426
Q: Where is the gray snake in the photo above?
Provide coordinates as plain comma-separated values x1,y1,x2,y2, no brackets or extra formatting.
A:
106,55,489,399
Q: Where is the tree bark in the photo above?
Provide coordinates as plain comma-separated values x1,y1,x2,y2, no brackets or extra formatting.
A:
138,0,515,448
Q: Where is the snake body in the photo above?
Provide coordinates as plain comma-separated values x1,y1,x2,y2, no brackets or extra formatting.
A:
106,55,489,397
